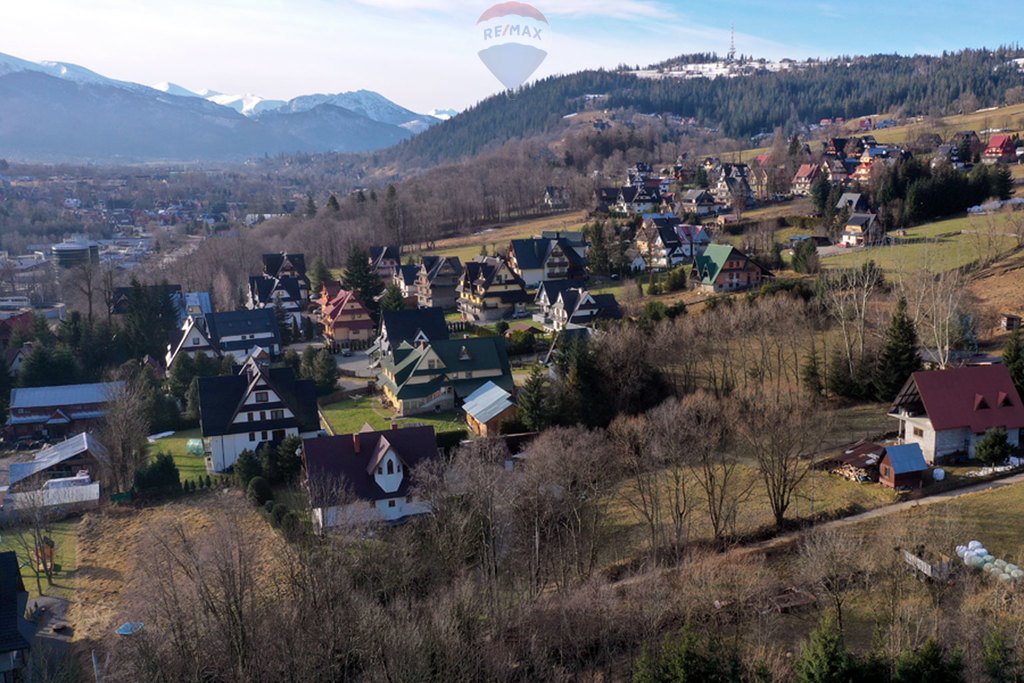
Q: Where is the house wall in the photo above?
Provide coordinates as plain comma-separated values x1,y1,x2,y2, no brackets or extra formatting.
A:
209,427,303,472
313,495,432,531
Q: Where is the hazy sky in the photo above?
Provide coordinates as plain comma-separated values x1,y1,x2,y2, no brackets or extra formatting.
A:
2,1,1023,114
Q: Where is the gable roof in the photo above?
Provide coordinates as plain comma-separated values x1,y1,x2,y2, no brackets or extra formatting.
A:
420,256,464,283
692,244,768,284
263,253,307,278
0,552,30,655
884,443,928,474
537,279,586,307
197,365,319,437
836,193,866,211
793,163,819,181
10,381,124,410
203,309,281,347
463,381,516,424
369,246,401,265
986,134,1014,152
302,426,438,505
381,308,450,347
509,238,584,272
249,275,303,306
846,213,877,230
892,365,1024,433
9,432,107,486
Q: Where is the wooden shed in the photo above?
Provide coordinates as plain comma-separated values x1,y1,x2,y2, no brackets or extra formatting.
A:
879,443,928,489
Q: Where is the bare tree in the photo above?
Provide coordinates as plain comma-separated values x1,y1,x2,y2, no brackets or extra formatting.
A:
734,391,826,528
895,267,968,368
97,374,152,493
817,262,884,374
799,528,865,631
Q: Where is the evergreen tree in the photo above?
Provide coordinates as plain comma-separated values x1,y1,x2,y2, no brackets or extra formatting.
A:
300,345,318,379
312,349,339,394
993,164,1014,200
305,193,317,218
975,428,1014,467
982,629,1018,683
1003,327,1024,395
892,638,963,683
874,297,921,402
326,194,341,212
379,284,406,312
282,348,302,375
308,256,332,294
342,248,384,320
810,172,832,216
273,300,292,345
801,346,824,396
793,613,855,683
518,365,550,432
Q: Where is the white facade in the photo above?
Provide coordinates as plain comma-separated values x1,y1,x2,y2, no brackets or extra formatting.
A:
312,495,431,531
896,412,1022,463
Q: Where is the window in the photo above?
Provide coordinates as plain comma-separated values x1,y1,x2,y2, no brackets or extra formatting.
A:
192,338,200,346
913,427,924,438
406,496,412,503
387,461,395,475
247,413,253,422
249,432,255,442
260,411,266,421
261,431,268,441
255,391,268,403
388,500,396,508
271,410,284,421
377,466,383,475
397,463,402,473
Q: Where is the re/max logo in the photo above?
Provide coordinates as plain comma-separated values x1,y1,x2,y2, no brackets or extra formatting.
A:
482,24,544,41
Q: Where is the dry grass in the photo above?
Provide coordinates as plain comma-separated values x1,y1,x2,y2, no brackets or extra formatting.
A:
68,492,287,648
416,211,590,263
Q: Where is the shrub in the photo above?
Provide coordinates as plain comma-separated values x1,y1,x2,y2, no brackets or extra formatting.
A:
264,500,276,514
204,474,213,489
133,453,181,498
976,427,1014,467
271,503,290,527
246,477,273,507
234,450,263,488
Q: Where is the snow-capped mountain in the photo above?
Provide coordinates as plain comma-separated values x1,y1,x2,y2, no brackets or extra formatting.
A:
272,89,440,133
428,108,459,121
0,51,443,161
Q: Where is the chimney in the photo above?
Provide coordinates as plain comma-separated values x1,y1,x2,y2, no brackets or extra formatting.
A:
352,433,361,454
391,422,399,431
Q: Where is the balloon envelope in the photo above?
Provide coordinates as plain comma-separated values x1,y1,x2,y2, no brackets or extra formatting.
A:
476,2,550,89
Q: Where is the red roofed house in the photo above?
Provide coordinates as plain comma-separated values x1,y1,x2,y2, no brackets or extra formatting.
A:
791,164,820,196
889,365,1024,463
983,134,1017,165
0,311,33,350
319,287,375,345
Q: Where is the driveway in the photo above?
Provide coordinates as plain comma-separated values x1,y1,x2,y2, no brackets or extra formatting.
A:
335,349,376,379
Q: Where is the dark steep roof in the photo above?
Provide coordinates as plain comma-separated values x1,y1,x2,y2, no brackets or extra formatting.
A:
0,551,30,655
198,365,318,438
263,253,307,278
381,308,450,347
203,309,281,349
303,426,439,505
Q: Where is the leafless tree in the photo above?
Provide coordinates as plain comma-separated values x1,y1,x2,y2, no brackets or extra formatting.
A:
798,528,865,631
817,262,884,374
734,390,826,528
895,267,968,368
97,374,151,494
1,483,68,594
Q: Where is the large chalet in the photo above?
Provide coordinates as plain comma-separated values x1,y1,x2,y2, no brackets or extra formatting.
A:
691,245,771,293
457,257,531,322
198,353,321,472
166,309,282,367
507,236,586,288
415,256,464,310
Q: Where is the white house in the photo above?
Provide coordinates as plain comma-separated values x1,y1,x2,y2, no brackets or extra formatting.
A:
197,353,321,472
302,424,440,531
889,365,1024,463
166,309,282,367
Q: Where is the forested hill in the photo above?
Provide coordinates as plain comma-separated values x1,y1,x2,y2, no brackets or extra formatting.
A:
395,48,1024,165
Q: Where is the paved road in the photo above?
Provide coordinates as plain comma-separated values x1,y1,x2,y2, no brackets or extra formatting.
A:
739,472,1024,557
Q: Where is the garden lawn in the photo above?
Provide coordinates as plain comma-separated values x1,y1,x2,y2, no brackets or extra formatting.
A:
321,395,467,436
148,428,207,482
0,518,79,600
822,213,1018,272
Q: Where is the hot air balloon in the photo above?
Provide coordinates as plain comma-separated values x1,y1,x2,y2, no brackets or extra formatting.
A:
476,2,550,90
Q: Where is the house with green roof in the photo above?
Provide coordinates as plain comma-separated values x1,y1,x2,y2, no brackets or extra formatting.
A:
691,244,771,294
378,336,514,416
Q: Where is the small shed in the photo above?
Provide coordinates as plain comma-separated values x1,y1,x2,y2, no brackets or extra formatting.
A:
1001,313,1021,332
879,443,928,489
462,382,517,437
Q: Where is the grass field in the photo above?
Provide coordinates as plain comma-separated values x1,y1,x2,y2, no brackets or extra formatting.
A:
320,394,468,435
822,213,1018,272
148,429,207,482
0,518,79,599
417,211,590,263
850,104,1024,146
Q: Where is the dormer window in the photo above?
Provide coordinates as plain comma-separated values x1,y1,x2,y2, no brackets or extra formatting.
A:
974,394,990,410
999,392,1013,408
459,346,471,361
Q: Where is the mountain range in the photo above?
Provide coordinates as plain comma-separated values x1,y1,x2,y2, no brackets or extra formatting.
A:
0,52,446,162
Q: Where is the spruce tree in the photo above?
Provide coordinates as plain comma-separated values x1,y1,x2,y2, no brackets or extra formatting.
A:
341,248,384,319
1003,327,1024,395
326,194,341,212
518,365,550,432
794,613,854,683
874,297,921,402
379,284,406,312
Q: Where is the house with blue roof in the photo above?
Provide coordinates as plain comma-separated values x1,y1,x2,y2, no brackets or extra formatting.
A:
879,443,928,489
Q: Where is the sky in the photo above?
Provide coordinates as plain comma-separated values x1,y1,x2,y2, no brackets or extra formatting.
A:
1,0,1023,114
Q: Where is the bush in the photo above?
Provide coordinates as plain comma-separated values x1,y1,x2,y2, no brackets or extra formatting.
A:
246,477,273,507
436,430,469,453
234,450,263,488
976,427,1014,467
270,503,290,527
205,475,213,489
133,453,181,498
264,500,276,514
